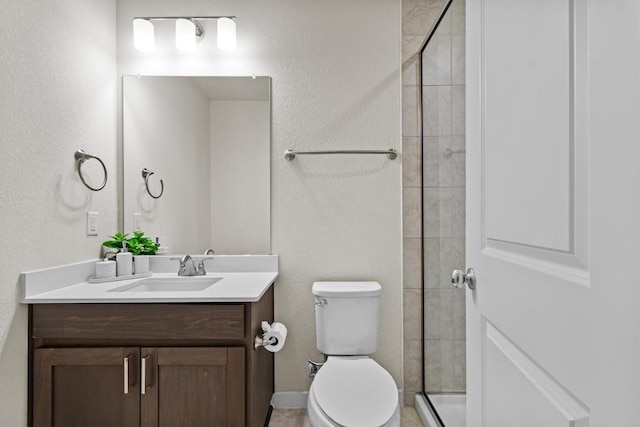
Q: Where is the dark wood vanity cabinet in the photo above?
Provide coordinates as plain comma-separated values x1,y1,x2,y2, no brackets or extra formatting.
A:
34,347,244,426
34,347,140,427
29,286,274,427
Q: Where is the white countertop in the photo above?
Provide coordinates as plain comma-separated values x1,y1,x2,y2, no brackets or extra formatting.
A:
21,255,278,304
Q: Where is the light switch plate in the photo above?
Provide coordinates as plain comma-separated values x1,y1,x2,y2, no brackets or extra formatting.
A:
133,213,142,232
86,212,98,236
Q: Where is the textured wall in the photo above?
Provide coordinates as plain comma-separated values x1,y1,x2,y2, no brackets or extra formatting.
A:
0,0,117,424
117,0,402,392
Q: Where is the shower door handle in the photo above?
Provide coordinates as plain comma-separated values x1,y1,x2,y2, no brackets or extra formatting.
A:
451,268,476,290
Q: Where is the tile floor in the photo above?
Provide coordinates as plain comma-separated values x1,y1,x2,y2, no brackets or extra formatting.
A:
268,407,424,426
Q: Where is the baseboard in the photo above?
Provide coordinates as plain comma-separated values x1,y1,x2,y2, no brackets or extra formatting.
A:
271,390,404,409
271,391,309,408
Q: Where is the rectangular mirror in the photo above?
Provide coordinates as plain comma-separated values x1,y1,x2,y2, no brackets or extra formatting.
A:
123,76,271,254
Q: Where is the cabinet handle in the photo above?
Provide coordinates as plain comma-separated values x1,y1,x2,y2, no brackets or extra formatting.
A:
123,355,131,394
141,355,151,395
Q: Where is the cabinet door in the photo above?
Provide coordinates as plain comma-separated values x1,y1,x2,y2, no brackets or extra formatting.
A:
141,347,245,427
33,347,140,427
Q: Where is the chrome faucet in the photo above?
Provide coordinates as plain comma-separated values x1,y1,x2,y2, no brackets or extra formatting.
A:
171,254,210,276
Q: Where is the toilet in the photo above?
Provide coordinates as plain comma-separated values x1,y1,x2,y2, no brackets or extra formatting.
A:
307,281,400,427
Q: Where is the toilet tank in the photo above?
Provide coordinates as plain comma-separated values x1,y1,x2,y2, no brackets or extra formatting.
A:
312,281,382,355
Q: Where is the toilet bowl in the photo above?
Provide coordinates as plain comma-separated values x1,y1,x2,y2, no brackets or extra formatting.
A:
307,356,400,427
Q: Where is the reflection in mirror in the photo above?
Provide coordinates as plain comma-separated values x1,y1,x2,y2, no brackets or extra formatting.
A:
123,76,271,255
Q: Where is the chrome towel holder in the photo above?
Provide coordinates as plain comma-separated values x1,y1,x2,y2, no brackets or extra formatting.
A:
284,148,397,161
74,149,107,191
142,168,164,199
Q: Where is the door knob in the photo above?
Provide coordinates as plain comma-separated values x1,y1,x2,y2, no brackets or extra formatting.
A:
451,268,476,290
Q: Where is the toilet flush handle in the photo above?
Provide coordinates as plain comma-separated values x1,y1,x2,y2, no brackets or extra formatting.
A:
315,299,327,307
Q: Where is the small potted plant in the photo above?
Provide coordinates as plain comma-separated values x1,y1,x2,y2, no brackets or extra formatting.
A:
102,232,129,258
126,232,159,256
103,232,158,275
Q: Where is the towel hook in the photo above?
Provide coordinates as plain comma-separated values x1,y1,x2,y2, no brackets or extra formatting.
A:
142,168,164,199
74,149,107,191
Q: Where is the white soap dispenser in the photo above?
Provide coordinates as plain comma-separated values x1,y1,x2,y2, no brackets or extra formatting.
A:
116,241,133,277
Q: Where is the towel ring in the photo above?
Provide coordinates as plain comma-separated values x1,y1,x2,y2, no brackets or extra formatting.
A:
74,149,107,191
142,168,164,199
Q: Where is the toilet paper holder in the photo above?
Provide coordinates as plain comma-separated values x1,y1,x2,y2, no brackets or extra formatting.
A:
254,335,278,349
254,321,285,350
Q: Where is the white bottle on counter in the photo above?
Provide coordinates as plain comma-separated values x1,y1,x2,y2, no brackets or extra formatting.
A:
134,255,149,274
116,241,133,276
95,257,116,279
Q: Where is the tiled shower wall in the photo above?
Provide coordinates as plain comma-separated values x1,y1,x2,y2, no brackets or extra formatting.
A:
402,0,466,405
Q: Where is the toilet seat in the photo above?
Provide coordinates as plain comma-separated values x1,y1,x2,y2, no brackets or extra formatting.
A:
312,356,398,427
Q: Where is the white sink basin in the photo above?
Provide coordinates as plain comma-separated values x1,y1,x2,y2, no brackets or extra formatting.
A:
110,276,223,292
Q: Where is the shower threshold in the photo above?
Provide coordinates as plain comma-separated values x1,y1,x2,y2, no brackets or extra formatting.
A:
415,393,466,427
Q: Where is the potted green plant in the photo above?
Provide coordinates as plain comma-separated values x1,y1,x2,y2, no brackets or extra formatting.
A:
102,232,158,255
126,232,158,256
127,232,158,274
102,232,130,257
102,232,158,275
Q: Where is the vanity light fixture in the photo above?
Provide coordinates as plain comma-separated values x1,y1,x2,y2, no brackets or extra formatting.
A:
133,16,236,53
175,18,201,52
133,19,155,52
216,17,236,52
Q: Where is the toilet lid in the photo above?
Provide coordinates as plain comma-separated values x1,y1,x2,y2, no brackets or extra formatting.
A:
313,357,398,427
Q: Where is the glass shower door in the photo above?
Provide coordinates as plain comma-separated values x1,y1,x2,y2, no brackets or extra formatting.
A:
419,0,466,425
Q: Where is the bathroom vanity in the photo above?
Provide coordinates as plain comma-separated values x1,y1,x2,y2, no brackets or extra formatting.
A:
22,256,278,427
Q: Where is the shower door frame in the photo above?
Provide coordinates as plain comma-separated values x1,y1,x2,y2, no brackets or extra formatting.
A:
417,0,456,425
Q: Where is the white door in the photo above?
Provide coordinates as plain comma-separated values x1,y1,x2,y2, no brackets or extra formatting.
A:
466,0,640,425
